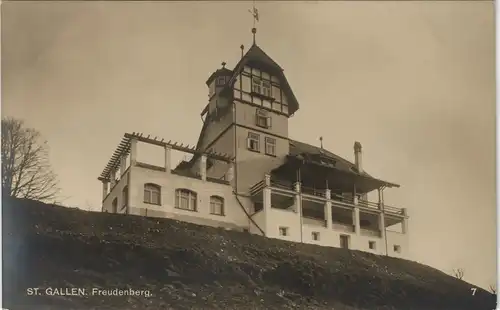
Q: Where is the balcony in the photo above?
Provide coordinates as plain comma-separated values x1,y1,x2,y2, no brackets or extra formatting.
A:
249,177,406,216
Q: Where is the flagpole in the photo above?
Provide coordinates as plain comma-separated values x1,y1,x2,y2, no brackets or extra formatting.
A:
248,0,259,45
253,0,256,28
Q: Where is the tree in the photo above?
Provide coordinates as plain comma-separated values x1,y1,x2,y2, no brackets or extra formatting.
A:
488,284,496,294
1,117,60,202
452,268,465,280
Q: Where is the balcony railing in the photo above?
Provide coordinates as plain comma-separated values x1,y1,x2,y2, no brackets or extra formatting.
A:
301,186,326,198
271,179,295,191
249,176,405,216
332,222,355,233
249,180,265,195
360,228,382,237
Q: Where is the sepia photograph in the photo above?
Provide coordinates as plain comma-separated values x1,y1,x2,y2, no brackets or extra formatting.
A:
1,1,497,309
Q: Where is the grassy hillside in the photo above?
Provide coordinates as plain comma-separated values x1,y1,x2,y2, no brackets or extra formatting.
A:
2,197,496,310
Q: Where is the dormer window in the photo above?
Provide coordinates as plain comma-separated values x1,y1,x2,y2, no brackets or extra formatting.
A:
255,109,272,129
317,154,336,166
252,77,272,97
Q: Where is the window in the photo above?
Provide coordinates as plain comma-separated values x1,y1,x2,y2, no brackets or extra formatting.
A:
252,77,262,94
369,241,376,250
254,202,263,213
122,186,128,208
217,76,225,86
247,132,260,152
252,77,272,97
340,235,350,249
175,189,197,211
265,137,276,156
394,245,401,253
210,196,224,216
144,183,161,205
112,198,118,213
262,80,272,97
319,155,336,166
255,109,272,129
312,232,320,241
279,227,289,236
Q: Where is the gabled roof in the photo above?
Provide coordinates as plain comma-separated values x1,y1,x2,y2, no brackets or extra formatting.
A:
229,44,300,115
289,140,367,176
287,139,400,189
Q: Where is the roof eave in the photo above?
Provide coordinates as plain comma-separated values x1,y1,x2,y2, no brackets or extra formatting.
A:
286,154,400,189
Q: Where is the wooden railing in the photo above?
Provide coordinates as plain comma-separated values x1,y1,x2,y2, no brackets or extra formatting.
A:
360,228,381,237
249,177,405,216
383,205,404,215
270,179,295,191
332,223,355,233
249,180,265,195
358,199,379,209
301,186,326,198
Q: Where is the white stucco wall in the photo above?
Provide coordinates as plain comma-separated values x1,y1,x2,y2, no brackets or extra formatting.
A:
261,205,409,258
126,165,253,230
102,168,129,214
101,165,409,259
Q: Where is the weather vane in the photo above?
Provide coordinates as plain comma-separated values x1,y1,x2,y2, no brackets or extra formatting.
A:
248,0,259,44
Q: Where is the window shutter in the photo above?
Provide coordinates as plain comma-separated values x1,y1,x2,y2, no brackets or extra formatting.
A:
247,137,252,149
267,117,272,128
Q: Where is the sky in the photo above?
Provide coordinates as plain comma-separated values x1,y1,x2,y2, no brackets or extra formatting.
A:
2,1,496,290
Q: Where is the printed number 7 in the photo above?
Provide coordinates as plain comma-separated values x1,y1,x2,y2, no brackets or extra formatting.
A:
471,287,477,295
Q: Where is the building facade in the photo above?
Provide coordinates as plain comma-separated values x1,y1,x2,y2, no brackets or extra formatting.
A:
98,41,409,259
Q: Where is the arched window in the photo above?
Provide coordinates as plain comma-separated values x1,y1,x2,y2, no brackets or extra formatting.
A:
209,195,224,216
175,189,197,211
112,198,118,213
122,186,128,208
144,183,161,205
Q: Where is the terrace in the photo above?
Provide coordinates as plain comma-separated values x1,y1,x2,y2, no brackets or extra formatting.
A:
249,175,408,242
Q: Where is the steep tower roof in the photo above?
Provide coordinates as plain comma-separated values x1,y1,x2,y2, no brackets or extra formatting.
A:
229,43,300,115
205,66,233,86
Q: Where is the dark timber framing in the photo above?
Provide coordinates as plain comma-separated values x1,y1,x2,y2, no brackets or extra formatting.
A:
98,132,234,182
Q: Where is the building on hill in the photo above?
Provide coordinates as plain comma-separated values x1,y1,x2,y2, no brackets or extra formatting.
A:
97,27,409,259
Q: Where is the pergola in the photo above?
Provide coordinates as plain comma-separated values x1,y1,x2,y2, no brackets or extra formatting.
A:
97,132,234,182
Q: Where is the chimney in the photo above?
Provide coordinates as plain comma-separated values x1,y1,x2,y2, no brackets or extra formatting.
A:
354,141,363,173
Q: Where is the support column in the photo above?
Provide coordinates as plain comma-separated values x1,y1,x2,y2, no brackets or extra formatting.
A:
110,170,116,188
227,162,235,186
378,187,386,241
353,207,360,235
352,187,360,234
120,156,126,176
325,189,332,229
263,174,271,210
200,155,207,181
164,145,171,174
102,181,109,201
353,184,358,205
294,181,301,214
379,212,386,240
401,208,408,234
130,138,137,166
